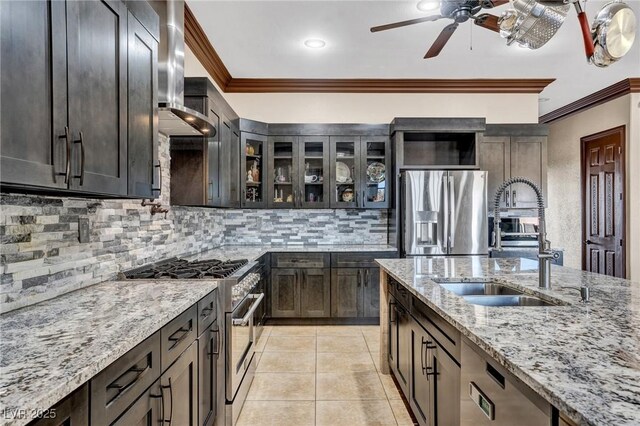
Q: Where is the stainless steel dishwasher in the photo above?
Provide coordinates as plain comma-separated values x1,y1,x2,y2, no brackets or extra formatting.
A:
460,340,552,425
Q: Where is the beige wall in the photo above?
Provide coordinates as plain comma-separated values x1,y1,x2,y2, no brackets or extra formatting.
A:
547,95,638,280
184,46,539,124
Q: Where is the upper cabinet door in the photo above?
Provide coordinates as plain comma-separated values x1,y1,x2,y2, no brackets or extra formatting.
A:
478,135,511,208
267,136,298,208
510,136,548,208
330,136,361,208
241,132,267,207
66,0,128,196
0,1,69,189
299,136,330,209
361,136,390,209
127,12,158,199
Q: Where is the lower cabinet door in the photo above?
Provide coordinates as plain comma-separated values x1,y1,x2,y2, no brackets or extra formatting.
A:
388,297,398,370
198,323,219,426
396,303,411,393
363,267,380,318
161,341,198,426
410,321,435,426
300,268,331,317
433,341,460,426
30,384,88,426
331,268,362,317
271,268,299,317
112,380,162,426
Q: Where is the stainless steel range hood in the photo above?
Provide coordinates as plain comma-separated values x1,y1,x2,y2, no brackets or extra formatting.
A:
150,0,216,137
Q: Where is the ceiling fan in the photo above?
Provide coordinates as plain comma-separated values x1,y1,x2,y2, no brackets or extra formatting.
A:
370,0,510,59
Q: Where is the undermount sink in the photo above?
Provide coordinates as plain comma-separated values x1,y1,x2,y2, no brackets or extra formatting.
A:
438,282,524,297
437,281,558,307
462,295,557,307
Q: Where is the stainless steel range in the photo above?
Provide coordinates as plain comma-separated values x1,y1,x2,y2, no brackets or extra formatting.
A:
121,254,267,426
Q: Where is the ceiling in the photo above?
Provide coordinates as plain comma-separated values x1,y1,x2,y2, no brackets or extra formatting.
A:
187,0,640,115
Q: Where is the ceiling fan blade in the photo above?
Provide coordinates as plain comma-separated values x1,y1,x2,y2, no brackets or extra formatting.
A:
424,22,459,58
370,15,442,32
474,14,501,33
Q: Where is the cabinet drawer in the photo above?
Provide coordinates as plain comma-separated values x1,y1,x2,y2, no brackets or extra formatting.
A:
197,289,218,335
411,297,460,363
271,253,329,268
331,251,398,268
90,332,161,425
388,277,410,309
161,305,197,371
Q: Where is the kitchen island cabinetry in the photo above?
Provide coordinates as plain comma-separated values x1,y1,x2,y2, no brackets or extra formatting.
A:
29,385,89,426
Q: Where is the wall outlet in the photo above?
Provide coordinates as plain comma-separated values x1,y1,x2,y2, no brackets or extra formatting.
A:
78,217,90,243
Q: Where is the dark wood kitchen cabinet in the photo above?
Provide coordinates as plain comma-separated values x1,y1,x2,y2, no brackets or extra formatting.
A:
330,136,390,209
480,125,548,209
299,268,331,317
160,341,198,426
111,381,163,426
127,10,159,198
241,132,268,207
1,0,159,198
331,268,379,318
270,268,331,318
29,384,89,426
271,268,299,317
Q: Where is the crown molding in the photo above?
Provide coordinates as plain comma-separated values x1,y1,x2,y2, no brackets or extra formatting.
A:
224,78,555,93
540,78,640,124
184,3,232,90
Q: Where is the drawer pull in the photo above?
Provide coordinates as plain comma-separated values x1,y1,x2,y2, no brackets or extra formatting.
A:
106,363,150,397
208,328,220,357
200,306,214,317
161,378,173,425
486,362,505,388
150,391,164,423
168,324,192,349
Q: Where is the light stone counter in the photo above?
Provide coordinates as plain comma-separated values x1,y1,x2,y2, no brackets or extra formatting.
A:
376,256,640,426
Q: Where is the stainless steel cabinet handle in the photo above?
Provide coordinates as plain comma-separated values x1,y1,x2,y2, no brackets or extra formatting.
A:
232,293,265,325
512,190,517,207
420,336,427,375
364,269,369,288
167,324,192,349
362,190,366,208
57,126,71,184
357,269,361,287
152,161,162,192
425,341,437,379
208,328,220,356
161,378,173,425
73,131,85,185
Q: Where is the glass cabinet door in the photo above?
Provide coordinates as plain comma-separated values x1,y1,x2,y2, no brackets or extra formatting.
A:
299,136,329,208
361,136,390,209
330,136,361,208
267,136,297,208
241,132,267,207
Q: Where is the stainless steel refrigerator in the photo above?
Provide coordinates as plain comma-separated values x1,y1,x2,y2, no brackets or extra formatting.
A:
401,170,488,257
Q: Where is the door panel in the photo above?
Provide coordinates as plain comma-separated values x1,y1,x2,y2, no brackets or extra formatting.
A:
198,325,218,426
402,171,447,256
67,0,128,195
268,136,298,208
112,381,162,426
433,341,460,426
330,136,361,208
363,268,380,318
300,268,330,317
396,303,411,392
410,323,433,426
127,12,158,198
161,342,198,426
331,268,362,317
510,136,547,208
299,136,330,208
582,127,625,277
0,0,68,189
447,171,488,255
361,136,391,209
478,135,511,208
270,269,299,317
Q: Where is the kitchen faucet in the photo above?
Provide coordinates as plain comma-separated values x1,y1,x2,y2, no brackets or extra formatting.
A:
491,177,558,289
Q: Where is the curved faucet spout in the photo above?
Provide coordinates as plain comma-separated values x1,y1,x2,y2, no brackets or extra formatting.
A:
491,177,557,289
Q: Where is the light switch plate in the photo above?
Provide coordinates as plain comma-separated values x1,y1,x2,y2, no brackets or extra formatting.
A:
78,217,90,243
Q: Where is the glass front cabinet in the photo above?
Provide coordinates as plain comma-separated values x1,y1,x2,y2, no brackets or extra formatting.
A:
241,133,267,207
330,136,390,209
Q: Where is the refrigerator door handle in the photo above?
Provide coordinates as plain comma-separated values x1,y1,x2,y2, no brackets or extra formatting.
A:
442,174,449,254
449,174,455,249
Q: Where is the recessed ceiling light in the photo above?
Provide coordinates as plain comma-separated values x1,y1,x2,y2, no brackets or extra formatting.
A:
304,39,326,49
417,0,440,12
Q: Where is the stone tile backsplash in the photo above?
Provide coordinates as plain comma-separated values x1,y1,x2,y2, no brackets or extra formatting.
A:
0,135,389,311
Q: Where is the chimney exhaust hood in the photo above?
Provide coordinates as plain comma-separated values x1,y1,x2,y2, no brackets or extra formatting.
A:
150,0,216,137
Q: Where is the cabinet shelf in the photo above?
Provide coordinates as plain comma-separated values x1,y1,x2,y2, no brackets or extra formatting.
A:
246,154,262,158
273,155,293,159
274,182,292,185
246,182,261,186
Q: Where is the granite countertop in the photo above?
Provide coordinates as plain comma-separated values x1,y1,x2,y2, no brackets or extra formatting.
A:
0,278,219,426
376,257,640,426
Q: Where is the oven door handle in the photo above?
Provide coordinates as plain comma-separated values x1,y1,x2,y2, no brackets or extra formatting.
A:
232,293,265,326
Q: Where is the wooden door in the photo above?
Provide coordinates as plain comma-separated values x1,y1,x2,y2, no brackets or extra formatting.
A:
300,268,331,317
161,342,198,426
433,341,460,426
510,136,548,208
127,12,158,198
331,268,362,317
330,136,362,208
0,0,69,189
206,110,220,206
66,0,128,195
361,136,391,209
363,268,380,318
299,136,330,208
410,323,433,426
241,133,267,207
478,135,511,208
270,269,299,317
198,325,218,426
581,126,625,277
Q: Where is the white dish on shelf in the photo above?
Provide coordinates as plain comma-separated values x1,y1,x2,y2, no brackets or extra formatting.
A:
336,161,351,183
367,162,385,183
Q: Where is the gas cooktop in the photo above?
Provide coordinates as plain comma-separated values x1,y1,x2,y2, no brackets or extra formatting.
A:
122,258,249,280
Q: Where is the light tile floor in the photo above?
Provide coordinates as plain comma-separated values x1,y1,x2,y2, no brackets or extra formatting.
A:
238,325,415,426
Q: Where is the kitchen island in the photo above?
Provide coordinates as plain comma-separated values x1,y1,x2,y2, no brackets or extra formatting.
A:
377,257,640,426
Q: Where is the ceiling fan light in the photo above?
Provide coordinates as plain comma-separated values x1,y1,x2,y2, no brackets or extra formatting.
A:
417,0,440,12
